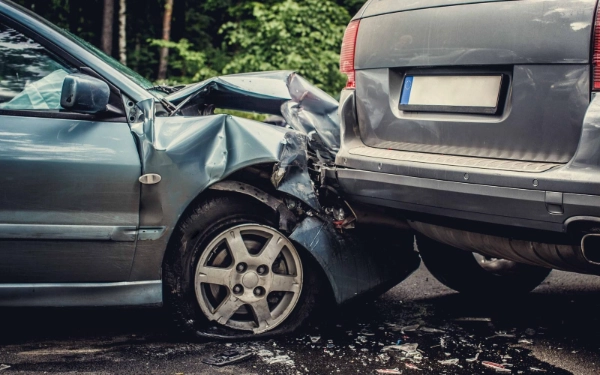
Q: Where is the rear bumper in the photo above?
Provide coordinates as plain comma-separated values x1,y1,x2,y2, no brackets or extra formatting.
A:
336,168,600,233
335,89,600,234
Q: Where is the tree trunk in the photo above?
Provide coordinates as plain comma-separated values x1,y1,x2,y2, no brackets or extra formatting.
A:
157,0,174,80
101,0,114,55
118,0,127,65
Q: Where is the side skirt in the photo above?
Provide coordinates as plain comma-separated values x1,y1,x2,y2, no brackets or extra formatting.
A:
0,281,162,307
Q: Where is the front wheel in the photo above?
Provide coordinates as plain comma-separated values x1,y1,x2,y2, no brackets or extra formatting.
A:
417,234,551,295
163,194,320,339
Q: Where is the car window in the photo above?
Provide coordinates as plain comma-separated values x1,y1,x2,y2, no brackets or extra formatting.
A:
0,22,75,110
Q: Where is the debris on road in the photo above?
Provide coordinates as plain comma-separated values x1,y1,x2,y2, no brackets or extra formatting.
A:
405,363,421,370
420,327,445,334
201,348,254,367
382,343,418,354
518,339,534,345
376,369,402,374
482,361,512,373
401,324,420,333
438,358,460,366
0,365,10,372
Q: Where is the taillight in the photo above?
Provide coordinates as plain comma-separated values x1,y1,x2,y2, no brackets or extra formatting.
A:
340,20,360,89
594,7,600,90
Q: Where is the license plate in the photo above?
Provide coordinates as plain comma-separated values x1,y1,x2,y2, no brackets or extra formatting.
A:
399,75,503,114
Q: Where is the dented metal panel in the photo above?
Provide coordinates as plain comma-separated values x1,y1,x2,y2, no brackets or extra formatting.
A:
124,71,418,304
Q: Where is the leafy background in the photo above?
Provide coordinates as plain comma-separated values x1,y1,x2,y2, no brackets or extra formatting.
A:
13,0,366,96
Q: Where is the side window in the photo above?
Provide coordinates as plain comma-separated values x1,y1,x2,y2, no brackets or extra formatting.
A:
0,22,74,111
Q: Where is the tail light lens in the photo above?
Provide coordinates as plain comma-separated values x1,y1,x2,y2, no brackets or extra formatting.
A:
340,20,360,89
594,8,600,90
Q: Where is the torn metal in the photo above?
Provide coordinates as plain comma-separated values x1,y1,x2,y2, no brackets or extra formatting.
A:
127,70,419,306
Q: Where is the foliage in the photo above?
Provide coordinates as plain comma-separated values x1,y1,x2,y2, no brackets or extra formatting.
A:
220,0,350,94
149,39,218,83
13,0,365,95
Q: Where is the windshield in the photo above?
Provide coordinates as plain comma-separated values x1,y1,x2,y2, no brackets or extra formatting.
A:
64,31,155,91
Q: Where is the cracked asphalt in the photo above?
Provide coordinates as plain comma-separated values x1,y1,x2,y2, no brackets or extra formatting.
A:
1,263,599,375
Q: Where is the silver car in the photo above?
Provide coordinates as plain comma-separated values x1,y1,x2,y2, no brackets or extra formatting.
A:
335,0,600,294
0,0,420,339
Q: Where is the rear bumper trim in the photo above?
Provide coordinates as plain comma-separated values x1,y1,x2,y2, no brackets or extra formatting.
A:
336,168,600,233
349,146,560,173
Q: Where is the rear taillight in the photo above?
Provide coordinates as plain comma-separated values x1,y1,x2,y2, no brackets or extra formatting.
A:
340,20,360,89
594,8,600,90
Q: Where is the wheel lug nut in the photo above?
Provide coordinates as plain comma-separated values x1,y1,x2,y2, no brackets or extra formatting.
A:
254,287,265,297
236,263,247,273
257,265,269,275
233,284,243,294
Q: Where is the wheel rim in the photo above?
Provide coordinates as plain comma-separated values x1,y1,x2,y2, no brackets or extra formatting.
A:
194,224,303,334
473,253,521,275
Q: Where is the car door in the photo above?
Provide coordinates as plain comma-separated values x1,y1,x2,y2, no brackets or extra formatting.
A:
0,21,141,283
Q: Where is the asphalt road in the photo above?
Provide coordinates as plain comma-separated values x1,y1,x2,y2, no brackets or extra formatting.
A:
1,263,599,375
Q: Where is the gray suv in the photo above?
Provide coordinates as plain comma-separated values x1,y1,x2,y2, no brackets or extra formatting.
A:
334,0,600,294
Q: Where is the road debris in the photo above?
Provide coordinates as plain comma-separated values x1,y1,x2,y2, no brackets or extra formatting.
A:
530,367,547,372
482,361,512,373
405,363,421,370
376,369,402,374
382,343,418,353
201,349,254,366
401,324,420,333
438,358,460,366
466,352,480,363
420,327,445,333
310,336,321,343
518,339,534,345
263,354,296,367
0,365,10,372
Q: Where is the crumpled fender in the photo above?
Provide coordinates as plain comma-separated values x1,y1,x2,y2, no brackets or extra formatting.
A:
127,71,418,305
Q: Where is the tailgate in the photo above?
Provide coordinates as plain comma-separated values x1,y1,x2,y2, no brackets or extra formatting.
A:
354,0,596,163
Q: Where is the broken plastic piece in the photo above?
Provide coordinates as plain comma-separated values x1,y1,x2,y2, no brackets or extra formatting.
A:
438,358,459,366
405,363,421,370
263,355,295,366
376,369,402,374
201,349,254,366
382,343,418,353
482,361,511,373
420,326,445,333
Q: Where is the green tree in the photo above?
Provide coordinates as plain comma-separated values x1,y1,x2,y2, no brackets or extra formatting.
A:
220,0,351,94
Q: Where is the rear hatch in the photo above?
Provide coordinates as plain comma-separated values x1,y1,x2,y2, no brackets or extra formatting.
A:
353,0,596,163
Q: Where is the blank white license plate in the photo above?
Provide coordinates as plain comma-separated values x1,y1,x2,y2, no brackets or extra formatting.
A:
399,75,503,114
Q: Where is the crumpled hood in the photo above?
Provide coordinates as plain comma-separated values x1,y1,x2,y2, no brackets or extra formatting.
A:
165,71,340,161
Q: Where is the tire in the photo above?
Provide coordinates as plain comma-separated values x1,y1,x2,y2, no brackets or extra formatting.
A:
416,234,551,295
163,193,321,340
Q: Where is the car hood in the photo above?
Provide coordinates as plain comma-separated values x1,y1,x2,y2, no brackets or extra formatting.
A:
164,71,340,161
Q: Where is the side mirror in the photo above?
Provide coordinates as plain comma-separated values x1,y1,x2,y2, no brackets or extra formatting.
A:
60,73,110,114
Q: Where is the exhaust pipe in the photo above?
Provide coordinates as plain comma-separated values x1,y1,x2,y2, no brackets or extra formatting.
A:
581,234,600,265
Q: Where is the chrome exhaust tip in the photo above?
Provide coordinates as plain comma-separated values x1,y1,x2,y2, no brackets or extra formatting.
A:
581,234,600,265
